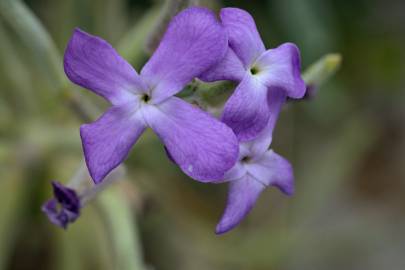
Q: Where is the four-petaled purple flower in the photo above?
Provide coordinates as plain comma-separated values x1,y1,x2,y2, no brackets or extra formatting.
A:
64,7,238,184
216,89,294,234
200,7,306,141
43,6,308,234
42,181,81,229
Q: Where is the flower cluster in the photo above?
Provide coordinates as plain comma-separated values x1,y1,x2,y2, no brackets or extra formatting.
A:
43,7,306,234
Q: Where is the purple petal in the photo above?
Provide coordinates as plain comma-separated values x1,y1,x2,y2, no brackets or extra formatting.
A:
42,199,68,228
216,175,265,234
143,97,239,182
80,102,146,183
141,7,228,103
64,28,146,105
245,88,287,157
223,162,246,182
199,48,245,82
246,150,294,195
221,76,270,142
254,43,306,99
222,143,251,182
42,182,80,229
220,8,265,67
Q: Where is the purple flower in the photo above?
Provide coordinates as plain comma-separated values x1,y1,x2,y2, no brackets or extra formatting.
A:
200,8,306,141
42,181,81,229
64,7,239,184
216,89,294,234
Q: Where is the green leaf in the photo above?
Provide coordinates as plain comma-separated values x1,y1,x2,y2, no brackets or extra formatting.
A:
97,184,146,270
0,21,37,114
0,0,100,121
0,0,65,87
116,4,162,69
0,176,29,269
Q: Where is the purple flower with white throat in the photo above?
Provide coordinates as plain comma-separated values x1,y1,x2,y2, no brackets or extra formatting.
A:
42,181,80,229
64,7,238,184
216,89,294,234
200,7,306,141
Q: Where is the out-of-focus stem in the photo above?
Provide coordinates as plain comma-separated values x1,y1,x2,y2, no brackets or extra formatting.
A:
79,167,126,206
98,185,146,270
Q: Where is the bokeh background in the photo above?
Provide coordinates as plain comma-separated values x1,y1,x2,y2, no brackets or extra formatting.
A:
0,0,404,269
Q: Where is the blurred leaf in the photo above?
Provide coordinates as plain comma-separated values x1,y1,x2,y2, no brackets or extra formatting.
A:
0,0,99,122
293,112,380,222
98,183,146,270
0,21,36,114
0,99,12,132
117,4,161,69
0,0,65,87
271,0,337,61
145,0,200,53
89,0,126,41
53,206,115,270
0,175,29,269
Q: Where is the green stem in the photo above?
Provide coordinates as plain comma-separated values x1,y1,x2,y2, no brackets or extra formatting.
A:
98,185,146,270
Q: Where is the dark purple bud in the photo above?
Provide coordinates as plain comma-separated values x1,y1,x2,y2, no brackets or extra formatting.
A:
42,181,80,229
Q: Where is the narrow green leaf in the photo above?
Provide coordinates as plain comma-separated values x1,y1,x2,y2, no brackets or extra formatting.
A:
116,4,162,69
0,0,65,87
0,176,29,269
0,21,37,114
98,184,146,270
0,0,100,121
53,206,115,270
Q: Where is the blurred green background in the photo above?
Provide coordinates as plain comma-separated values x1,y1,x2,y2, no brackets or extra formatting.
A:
0,0,404,269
